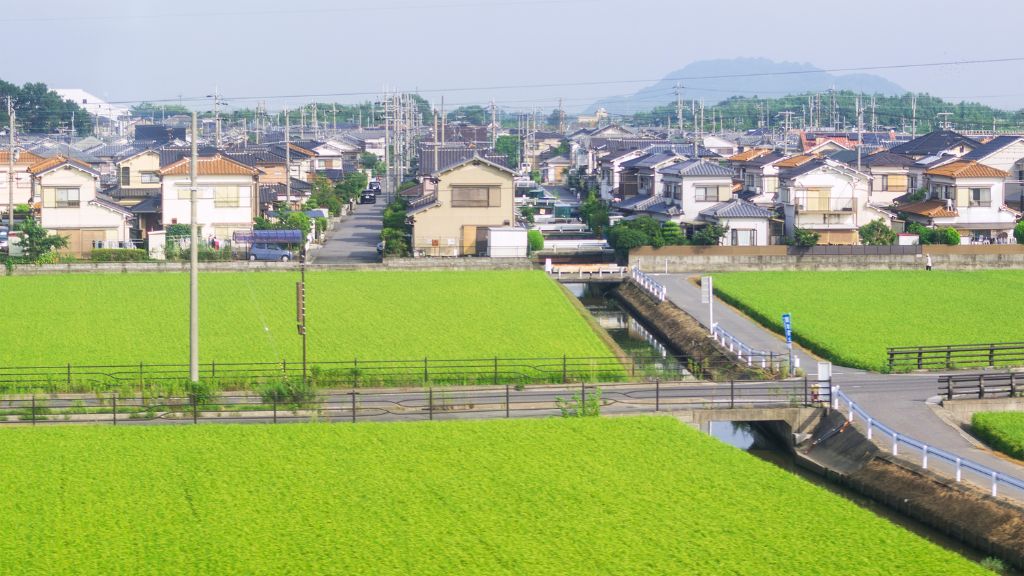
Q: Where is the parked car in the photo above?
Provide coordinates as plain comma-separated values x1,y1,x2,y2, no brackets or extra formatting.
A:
359,192,376,204
0,232,7,252
248,243,293,262
368,180,381,193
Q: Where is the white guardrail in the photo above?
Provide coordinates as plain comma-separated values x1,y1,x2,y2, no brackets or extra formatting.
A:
833,387,1024,498
710,324,785,370
630,266,666,301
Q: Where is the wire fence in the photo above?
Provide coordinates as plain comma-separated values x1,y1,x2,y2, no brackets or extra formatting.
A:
832,386,1024,500
0,354,767,394
0,378,830,427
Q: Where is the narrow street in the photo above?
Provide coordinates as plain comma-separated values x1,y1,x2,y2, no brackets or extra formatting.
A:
313,201,384,263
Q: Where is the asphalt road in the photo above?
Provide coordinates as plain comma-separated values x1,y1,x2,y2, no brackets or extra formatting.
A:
313,201,384,263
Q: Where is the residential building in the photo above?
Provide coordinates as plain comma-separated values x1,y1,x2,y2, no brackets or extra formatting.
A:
857,151,921,207
699,198,774,246
900,161,1019,243
614,159,741,235
408,155,518,257
29,156,133,256
0,149,45,215
598,149,645,200
726,148,782,199
778,159,871,245
539,155,570,184
961,136,1024,205
888,130,981,160
159,154,260,240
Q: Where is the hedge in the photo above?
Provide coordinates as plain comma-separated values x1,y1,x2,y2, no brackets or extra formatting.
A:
90,249,148,262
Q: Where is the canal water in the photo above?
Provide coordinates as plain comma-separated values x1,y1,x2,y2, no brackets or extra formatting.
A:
568,281,1012,571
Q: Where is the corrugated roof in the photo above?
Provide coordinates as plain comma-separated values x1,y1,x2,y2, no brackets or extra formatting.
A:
700,198,773,219
159,154,260,176
924,160,1007,179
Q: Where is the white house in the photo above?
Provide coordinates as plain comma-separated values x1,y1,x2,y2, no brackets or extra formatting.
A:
29,156,133,256
0,149,45,215
960,136,1024,203
159,154,260,240
699,198,773,246
598,149,645,200
778,158,871,245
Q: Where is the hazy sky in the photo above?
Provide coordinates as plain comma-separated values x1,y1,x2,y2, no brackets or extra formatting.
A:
5,0,1024,112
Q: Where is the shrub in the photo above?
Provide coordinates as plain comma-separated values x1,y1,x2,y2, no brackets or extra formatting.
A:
91,249,148,262
940,227,961,245
792,228,820,247
661,221,687,245
858,219,897,245
1014,222,1024,245
691,224,727,246
527,230,544,253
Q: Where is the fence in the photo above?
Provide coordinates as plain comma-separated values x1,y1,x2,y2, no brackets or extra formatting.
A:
938,372,1021,400
832,387,1024,499
630,266,666,301
711,324,786,371
887,342,1024,371
0,378,830,427
0,354,730,394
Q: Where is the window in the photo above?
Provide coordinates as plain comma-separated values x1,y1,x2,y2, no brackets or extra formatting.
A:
932,184,953,200
969,187,991,207
730,229,756,246
56,187,80,208
880,175,888,191
141,171,160,184
695,186,716,202
120,166,130,186
215,187,240,207
744,174,755,189
451,186,499,207
908,175,916,191
663,182,678,199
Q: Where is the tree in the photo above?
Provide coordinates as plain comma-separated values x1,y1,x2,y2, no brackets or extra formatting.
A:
380,227,408,257
858,219,897,245
940,227,961,245
283,212,312,238
1014,222,1024,245
691,223,727,246
359,153,378,170
793,228,820,247
661,221,687,245
17,217,68,262
527,230,544,253
449,105,488,125
494,135,520,167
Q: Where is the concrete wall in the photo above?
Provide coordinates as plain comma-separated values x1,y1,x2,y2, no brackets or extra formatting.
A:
630,245,1024,272
8,258,534,275
942,397,1024,428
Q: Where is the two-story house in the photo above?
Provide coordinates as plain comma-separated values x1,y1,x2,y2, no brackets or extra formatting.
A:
888,130,981,161
408,155,518,257
960,136,1024,207
0,149,45,216
899,161,1019,243
726,148,782,199
778,158,871,244
618,152,687,199
615,159,733,224
598,148,645,201
29,156,133,256
159,154,261,240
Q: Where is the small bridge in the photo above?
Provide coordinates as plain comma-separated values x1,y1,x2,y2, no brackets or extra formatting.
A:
548,264,627,283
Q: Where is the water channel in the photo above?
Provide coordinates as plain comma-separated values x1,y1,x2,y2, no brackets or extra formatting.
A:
568,281,1014,572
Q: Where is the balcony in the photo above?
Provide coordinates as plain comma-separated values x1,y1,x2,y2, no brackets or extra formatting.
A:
795,196,854,213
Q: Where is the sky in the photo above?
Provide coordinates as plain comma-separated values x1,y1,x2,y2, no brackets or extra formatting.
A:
5,0,1024,114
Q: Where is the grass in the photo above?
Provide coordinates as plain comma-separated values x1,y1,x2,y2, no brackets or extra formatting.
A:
972,411,1024,460
712,271,1024,372
0,270,612,366
0,417,988,575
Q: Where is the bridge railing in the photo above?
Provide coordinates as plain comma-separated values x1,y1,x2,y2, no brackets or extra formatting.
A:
711,324,786,372
630,266,666,301
0,378,830,427
832,387,1024,498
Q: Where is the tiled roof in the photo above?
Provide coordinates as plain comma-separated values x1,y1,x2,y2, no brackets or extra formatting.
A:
130,195,162,214
897,199,958,218
924,161,1007,179
700,198,772,219
889,130,980,156
860,151,917,168
727,148,772,162
661,159,734,177
418,145,510,175
0,149,44,165
159,154,260,177
779,159,826,179
102,185,160,199
773,155,816,169
961,136,1024,161
91,193,134,215
541,155,570,165
28,155,98,176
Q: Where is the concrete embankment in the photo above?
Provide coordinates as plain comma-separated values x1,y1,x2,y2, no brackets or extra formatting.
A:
793,411,1024,570
611,280,768,380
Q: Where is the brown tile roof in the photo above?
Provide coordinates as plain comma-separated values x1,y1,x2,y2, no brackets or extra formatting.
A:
27,155,97,175
0,149,44,165
925,160,1007,179
159,154,260,177
897,199,958,218
773,154,815,168
727,148,772,162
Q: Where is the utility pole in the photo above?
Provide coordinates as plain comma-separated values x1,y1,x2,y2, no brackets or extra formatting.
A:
7,97,15,233
209,87,223,149
285,109,291,209
558,97,565,134
911,94,918,138
937,112,953,131
490,99,497,148
870,95,877,133
779,111,794,155
856,96,864,172
675,83,684,139
189,111,200,385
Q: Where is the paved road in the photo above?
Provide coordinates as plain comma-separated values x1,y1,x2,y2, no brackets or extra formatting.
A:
544,184,580,205
655,271,1024,495
313,201,384,263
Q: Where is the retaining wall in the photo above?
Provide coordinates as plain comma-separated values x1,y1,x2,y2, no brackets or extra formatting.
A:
5,258,533,276
630,245,1024,272
942,397,1024,428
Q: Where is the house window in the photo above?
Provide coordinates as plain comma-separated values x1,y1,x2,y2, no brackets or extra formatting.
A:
730,229,756,246
451,186,499,207
215,187,240,207
744,174,755,189
695,186,716,202
969,187,991,207
141,171,160,184
908,175,917,191
120,166,130,186
56,187,80,208
880,175,888,191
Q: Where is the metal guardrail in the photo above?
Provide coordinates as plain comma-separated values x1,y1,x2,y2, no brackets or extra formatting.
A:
630,266,666,302
0,379,830,427
832,387,1024,498
888,342,1024,371
938,372,1021,400
711,324,785,371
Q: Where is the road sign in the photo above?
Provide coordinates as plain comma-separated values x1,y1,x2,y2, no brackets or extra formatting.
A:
782,313,792,344
700,276,712,304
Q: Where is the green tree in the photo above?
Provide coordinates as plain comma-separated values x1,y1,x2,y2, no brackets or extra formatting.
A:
940,227,961,245
661,221,687,245
494,135,520,167
527,230,544,253
359,153,378,170
380,227,408,257
283,212,312,238
1014,222,1024,245
17,217,68,262
691,223,727,246
449,105,488,125
793,228,820,247
858,219,897,245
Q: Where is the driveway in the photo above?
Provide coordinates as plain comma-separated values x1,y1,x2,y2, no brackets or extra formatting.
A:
314,202,384,263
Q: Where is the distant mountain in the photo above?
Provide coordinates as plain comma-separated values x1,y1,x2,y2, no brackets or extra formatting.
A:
588,58,906,115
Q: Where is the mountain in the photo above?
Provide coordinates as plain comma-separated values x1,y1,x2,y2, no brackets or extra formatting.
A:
588,58,906,115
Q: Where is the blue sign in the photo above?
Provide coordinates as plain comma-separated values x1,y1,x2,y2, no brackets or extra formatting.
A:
782,313,792,344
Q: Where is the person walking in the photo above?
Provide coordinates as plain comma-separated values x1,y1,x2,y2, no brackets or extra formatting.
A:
926,253,933,271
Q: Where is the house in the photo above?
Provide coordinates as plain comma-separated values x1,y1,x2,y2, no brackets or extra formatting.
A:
408,155,518,257
540,155,570,184
597,149,645,200
960,136,1024,204
699,198,774,246
888,130,981,160
899,161,1019,243
614,159,736,231
28,156,133,256
726,148,782,199
0,149,45,215
702,135,739,158
778,159,872,245
111,148,162,201
617,152,687,199
159,154,260,240
857,151,921,207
